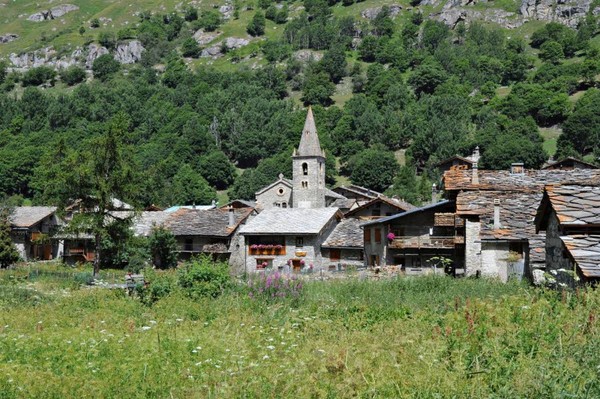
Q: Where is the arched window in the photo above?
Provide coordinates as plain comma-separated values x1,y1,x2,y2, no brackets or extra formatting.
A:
302,162,308,175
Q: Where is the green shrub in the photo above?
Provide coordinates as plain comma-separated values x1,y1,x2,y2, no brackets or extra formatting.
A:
73,271,94,285
22,66,57,86
177,256,232,299
136,268,177,305
148,227,178,269
59,66,87,86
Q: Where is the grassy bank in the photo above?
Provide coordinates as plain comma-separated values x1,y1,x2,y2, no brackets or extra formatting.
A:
0,265,599,398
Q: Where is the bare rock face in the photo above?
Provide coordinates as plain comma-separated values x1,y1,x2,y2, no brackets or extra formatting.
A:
361,4,403,20
519,0,593,28
0,33,18,43
113,40,145,64
193,30,221,46
85,44,109,68
219,5,234,19
292,49,323,63
434,7,523,29
28,4,79,22
200,37,249,58
9,47,56,69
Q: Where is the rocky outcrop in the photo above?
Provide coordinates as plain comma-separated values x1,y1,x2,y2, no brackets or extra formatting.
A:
200,37,249,58
361,4,403,20
293,49,323,63
114,40,145,64
0,33,18,44
433,0,596,29
85,44,109,68
520,0,595,28
219,5,234,19
27,4,79,22
193,30,221,46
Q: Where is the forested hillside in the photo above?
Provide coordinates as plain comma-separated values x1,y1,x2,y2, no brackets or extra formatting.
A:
1,0,600,207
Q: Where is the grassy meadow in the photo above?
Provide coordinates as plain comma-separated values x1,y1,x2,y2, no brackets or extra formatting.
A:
0,264,599,398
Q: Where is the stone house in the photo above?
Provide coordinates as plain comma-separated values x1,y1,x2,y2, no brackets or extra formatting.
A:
361,201,460,274
165,207,254,270
10,206,61,261
535,184,600,287
321,218,365,270
331,184,382,207
435,147,481,173
238,207,340,273
344,196,414,219
443,165,600,282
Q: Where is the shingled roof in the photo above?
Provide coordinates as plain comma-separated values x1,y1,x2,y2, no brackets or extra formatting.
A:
10,207,57,228
539,185,600,226
295,107,324,158
322,218,363,249
344,195,415,218
239,208,339,235
167,208,253,237
456,191,542,241
542,157,598,170
443,169,600,192
561,235,600,278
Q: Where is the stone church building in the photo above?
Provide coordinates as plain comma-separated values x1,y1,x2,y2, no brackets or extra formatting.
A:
255,107,344,210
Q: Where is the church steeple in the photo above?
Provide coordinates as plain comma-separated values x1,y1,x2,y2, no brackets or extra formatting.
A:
292,107,326,208
296,106,325,158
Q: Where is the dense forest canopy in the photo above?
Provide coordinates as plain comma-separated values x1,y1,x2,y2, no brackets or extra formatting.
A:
1,0,600,207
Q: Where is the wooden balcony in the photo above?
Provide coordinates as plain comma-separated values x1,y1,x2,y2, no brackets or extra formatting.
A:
389,236,456,249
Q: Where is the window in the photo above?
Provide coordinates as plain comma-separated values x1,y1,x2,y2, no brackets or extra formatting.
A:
184,238,193,251
277,188,285,196
330,249,341,261
295,237,304,247
302,162,308,175
364,228,371,242
274,202,281,207
282,202,287,208
375,228,381,243
302,181,308,188
256,259,272,270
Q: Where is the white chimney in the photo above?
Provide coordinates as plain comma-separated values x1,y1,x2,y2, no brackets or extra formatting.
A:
472,162,479,185
228,206,235,227
431,183,437,204
493,199,500,229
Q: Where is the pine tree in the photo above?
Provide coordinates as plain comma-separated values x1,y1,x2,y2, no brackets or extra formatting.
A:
0,207,20,268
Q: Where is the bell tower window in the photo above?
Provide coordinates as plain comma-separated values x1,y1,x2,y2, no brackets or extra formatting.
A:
302,162,308,175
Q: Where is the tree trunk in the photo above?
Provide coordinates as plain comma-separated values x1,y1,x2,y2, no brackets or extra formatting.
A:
93,232,101,277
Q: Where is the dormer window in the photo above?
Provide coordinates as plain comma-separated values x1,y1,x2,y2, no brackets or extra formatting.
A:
302,162,308,175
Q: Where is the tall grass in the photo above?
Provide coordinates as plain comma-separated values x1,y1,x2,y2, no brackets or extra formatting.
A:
0,271,598,398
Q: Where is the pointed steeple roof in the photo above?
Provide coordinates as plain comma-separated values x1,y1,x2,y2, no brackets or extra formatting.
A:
296,106,325,158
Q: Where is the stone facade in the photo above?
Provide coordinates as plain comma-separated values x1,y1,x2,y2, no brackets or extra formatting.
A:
255,177,292,210
292,155,326,209
544,210,578,287
464,218,482,277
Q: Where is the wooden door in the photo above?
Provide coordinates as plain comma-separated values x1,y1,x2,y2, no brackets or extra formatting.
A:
292,259,302,273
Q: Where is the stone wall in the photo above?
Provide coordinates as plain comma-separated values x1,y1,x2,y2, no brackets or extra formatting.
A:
465,218,482,276
321,248,364,270
545,210,578,287
292,157,325,208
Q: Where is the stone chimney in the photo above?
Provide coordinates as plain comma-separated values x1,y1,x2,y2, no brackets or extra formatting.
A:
228,206,235,227
431,183,437,204
493,199,501,229
471,146,480,163
510,162,524,175
472,162,479,185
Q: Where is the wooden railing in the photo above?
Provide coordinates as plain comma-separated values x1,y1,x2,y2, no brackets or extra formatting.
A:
389,236,456,249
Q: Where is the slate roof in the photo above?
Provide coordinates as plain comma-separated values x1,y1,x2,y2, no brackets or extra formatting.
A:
344,196,415,218
164,204,216,212
132,211,170,237
322,218,363,249
443,169,600,192
220,199,256,209
10,207,57,228
361,201,453,227
456,191,542,241
561,235,600,278
329,198,357,211
332,185,382,200
542,157,598,170
325,188,346,200
167,208,253,237
542,185,600,225
239,207,339,235
295,107,325,158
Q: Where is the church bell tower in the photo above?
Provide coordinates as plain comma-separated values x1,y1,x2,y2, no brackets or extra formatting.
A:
292,107,326,208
